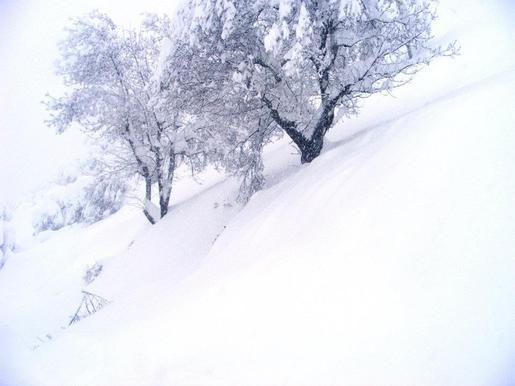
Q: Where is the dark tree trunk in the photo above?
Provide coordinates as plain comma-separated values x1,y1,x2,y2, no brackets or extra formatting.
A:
142,176,156,225
299,98,338,163
300,136,324,163
157,150,175,219
159,186,171,218
159,196,169,218
286,101,337,163
264,87,345,164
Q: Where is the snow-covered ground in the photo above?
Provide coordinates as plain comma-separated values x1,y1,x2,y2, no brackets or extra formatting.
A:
1,0,514,385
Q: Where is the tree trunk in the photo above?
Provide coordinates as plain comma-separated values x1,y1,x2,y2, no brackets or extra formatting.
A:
157,150,175,219
300,135,324,163
142,177,156,225
124,123,157,225
299,100,337,163
293,103,337,163
264,94,339,164
159,188,170,218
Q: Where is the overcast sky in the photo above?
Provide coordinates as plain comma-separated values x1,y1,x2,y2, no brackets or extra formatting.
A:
0,0,181,204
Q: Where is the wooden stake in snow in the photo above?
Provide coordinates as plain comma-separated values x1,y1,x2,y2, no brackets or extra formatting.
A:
69,290,110,325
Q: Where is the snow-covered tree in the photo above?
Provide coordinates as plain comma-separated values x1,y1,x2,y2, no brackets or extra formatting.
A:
181,0,456,163
46,11,205,224
153,16,272,203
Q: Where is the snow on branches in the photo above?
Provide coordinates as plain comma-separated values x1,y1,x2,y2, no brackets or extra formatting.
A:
46,11,207,223
181,0,457,163
47,1,456,209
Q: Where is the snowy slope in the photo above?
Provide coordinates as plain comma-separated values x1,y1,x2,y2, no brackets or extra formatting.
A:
1,0,515,385
11,65,514,386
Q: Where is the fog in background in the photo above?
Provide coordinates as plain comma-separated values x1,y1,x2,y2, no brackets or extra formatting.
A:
0,0,181,203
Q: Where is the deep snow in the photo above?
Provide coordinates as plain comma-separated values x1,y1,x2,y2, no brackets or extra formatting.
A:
1,0,515,385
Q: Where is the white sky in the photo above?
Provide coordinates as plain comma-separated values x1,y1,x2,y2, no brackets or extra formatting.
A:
0,0,181,204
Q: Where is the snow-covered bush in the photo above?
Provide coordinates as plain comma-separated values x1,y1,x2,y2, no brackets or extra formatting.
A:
83,262,103,285
0,205,16,269
32,173,126,234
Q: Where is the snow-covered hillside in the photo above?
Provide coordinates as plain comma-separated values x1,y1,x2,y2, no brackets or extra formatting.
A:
1,0,514,385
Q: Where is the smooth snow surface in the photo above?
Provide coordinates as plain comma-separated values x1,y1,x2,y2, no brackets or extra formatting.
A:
1,1,514,385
